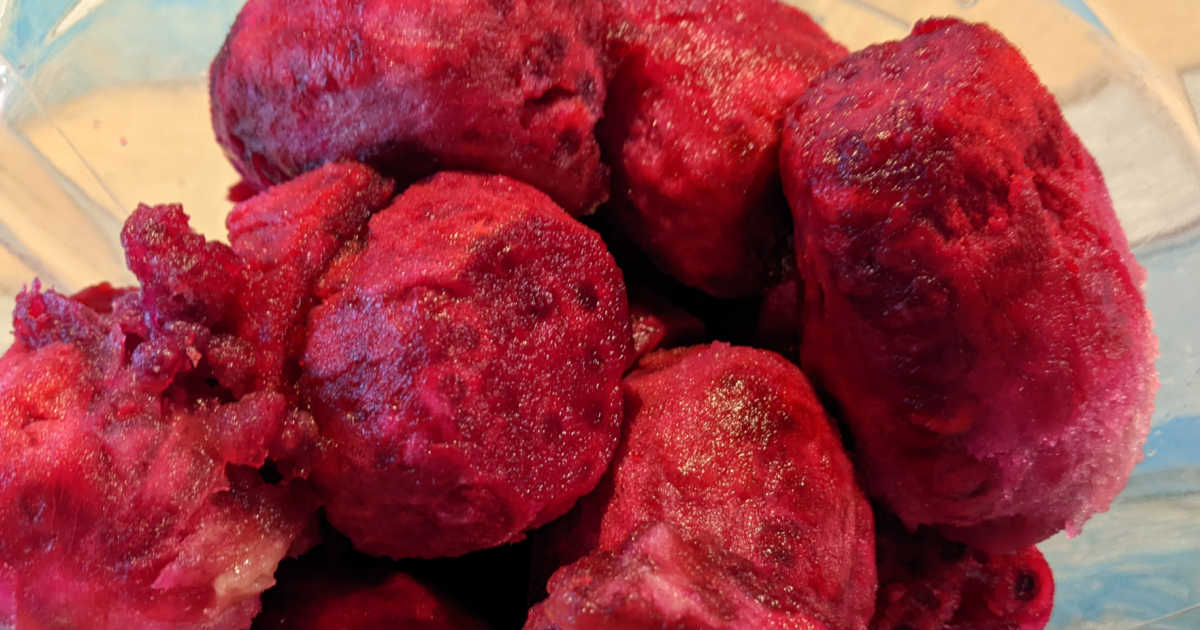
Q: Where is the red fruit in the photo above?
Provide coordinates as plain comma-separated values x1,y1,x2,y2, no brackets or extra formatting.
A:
227,162,394,394
627,286,706,362
227,180,258,203
122,203,242,328
0,205,315,630
255,565,490,630
70,282,136,314
754,275,802,361
210,0,610,215
303,172,632,559
527,523,832,630
782,18,1156,551
531,343,875,630
871,514,1054,630
601,0,846,297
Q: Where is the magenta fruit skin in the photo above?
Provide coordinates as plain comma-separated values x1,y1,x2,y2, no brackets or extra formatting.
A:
782,18,1157,552
210,0,611,216
302,172,632,559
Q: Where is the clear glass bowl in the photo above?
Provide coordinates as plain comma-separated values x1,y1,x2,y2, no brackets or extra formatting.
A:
1,1,1197,627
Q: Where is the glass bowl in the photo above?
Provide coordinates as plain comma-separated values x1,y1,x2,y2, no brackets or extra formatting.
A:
1,1,1197,627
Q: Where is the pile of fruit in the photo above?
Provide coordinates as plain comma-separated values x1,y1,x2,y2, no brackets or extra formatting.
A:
0,1,1156,629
